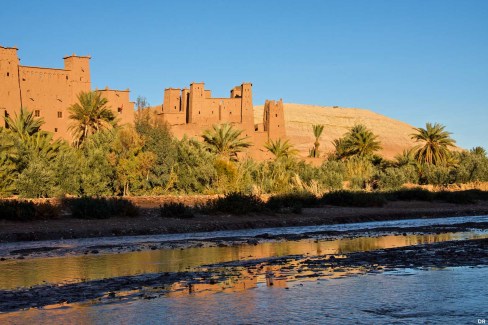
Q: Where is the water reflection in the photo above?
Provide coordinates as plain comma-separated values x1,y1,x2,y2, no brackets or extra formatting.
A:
0,232,485,290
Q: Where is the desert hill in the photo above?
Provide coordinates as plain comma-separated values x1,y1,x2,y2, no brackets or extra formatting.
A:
254,103,418,160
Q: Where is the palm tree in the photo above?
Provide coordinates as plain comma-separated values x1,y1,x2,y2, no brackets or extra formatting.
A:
202,123,252,161
338,124,382,159
394,148,416,167
411,122,456,165
309,124,325,158
470,146,487,157
265,138,298,160
68,91,116,147
3,107,44,140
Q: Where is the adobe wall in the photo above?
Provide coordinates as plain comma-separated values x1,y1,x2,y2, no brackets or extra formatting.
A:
97,88,135,126
0,46,134,141
18,66,72,137
0,47,22,121
153,81,286,159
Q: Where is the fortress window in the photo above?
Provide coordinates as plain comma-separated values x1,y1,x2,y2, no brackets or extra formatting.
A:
6,72,9,77
34,110,40,117
57,112,63,118
54,128,58,133
117,107,123,113
66,76,68,80
275,114,278,117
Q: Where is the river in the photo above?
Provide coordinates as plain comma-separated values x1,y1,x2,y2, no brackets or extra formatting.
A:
0,215,487,324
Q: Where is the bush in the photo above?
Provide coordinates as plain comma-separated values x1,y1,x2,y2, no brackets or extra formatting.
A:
420,165,455,186
266,192,320,213
318,160,345,191
435,191,477,205
63,197,139,219
0,200,36,221
376,167,409,191
200,192,266,215
322,191,387,207
160,202,195,219
385,188,434,201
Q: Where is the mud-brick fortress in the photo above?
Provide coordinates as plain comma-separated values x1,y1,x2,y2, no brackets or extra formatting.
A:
0,46,286,153
0,46,134,139
150,83,286,150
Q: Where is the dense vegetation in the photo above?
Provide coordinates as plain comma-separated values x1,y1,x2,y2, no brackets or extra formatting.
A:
1,92,487,199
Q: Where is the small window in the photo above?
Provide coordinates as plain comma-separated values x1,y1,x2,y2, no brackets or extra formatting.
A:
6,72,9,77
117,107,123,113
198,111,201,115
54,128,58,133
57,111,62,118
34,110,40,117
275,114,278,117
66,76,68,80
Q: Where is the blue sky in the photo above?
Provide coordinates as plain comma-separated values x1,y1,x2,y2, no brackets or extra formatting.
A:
2,0,487,149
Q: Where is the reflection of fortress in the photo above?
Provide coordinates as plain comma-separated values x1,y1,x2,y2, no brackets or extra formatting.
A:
0,46,286,153
150,83,286,151
0,46,134,140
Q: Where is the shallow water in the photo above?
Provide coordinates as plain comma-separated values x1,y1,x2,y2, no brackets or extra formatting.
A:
1,216,487,323
1,214,487,256
1,267,486,324
0,231,486,290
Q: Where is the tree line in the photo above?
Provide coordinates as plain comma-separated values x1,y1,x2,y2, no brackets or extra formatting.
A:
0,91,487,198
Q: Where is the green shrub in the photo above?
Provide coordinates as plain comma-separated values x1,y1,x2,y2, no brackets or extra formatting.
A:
385,188,434,201
160,202,195,219
322,191,387,207
376,167,409,191
201,192,266,215
0,200,36,221
318,160,345,191
63,197,139,219
266,192,320,214
420,165,455,186
0,200,61,221
435,191,476,205
109,198,140,217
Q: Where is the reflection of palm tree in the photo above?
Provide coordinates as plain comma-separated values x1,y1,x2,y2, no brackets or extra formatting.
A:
411,122,455,165
202,123,251,161
68,91,116,147
3,107,44,141
309,124,325,158
265,138,298,160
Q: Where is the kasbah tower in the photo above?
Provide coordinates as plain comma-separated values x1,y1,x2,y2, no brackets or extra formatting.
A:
0,46,286,157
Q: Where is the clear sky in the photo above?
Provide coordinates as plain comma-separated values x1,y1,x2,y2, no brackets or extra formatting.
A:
2,0,487,149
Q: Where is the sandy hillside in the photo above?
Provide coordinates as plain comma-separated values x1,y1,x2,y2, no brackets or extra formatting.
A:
254,103,418,160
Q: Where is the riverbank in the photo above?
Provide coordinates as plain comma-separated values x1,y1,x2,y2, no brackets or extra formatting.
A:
1,200,488,243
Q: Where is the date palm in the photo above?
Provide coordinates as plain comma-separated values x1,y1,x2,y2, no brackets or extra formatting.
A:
202,123,252,161
338,124,382,159
265,138,298,160
3,107,44,141
309,124,325,158
68,91,116,147
411,122,456,165
470,146,486,157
